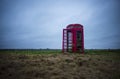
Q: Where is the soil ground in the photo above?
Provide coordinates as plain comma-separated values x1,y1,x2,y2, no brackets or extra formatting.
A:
0,51,120,79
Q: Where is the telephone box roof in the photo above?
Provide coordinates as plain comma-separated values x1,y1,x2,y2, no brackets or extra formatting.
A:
67,24,83,29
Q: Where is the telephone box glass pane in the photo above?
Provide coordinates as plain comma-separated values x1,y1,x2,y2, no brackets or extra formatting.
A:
67,31,72,52
76,31,82,52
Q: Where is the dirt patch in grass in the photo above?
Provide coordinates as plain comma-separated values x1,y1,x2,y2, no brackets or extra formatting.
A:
0,53,120,79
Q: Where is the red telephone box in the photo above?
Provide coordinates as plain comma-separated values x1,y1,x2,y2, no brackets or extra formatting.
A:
62,24,84,53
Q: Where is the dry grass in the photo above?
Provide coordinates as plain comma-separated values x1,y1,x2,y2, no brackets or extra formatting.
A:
0,52,120,79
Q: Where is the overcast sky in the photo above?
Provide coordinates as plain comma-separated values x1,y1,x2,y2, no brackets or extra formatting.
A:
0,0,120,49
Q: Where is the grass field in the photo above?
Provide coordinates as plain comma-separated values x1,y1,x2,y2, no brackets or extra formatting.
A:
0,49,120,79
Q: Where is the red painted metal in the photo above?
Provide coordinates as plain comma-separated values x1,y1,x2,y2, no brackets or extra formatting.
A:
62,24,84,53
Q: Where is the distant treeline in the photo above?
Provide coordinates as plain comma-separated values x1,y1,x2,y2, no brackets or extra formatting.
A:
0,49,61,51
0,49,120,51
0,49,119,55
0,49,62,51
0,49,62,54
85,49,120,53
